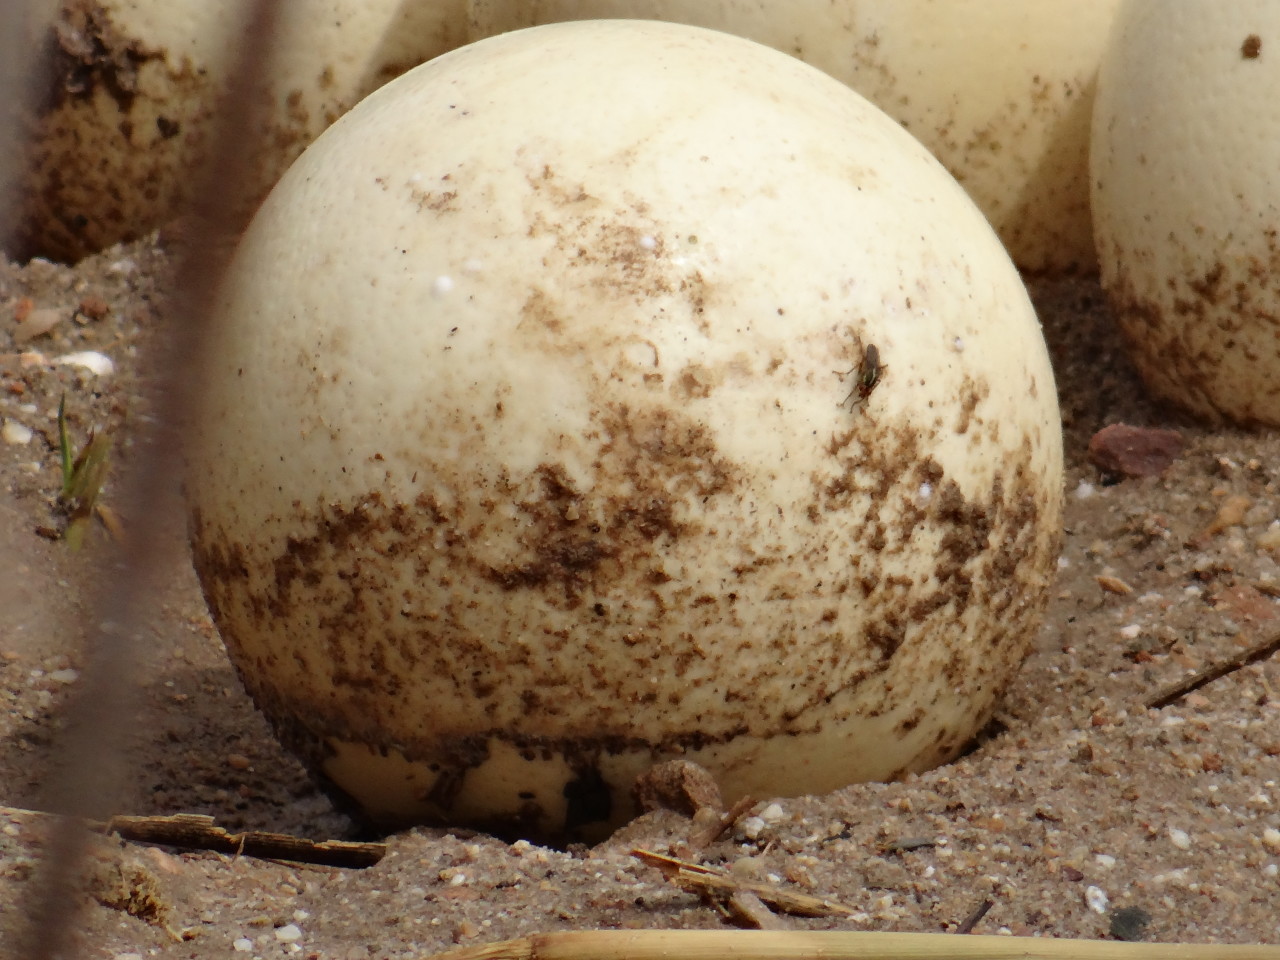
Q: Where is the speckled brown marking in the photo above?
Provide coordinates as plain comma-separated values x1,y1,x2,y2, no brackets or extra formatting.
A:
41,0,159,114
194,401,1054,839
1100,227,1280,425
10,1,410,262
953,377,988,435
515,164,718,329
1242,34,1262,59
677,364,715,399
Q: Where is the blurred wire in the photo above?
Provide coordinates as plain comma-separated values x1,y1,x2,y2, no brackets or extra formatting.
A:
0,0,60,253
10,1,286,956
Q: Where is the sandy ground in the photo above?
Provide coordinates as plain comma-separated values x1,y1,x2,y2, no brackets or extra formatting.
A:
1,236,1279,958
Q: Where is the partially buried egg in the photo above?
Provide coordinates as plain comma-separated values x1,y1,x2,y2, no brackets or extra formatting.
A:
188,20,1064,842
1091,0,1280,426
468,0,1124,275
9,0,468,263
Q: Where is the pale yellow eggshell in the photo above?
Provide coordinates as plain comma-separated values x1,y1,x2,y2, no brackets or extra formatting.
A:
468,0,1123,275
188,20,1063,841
1091,0,1280,426
10,0,467,262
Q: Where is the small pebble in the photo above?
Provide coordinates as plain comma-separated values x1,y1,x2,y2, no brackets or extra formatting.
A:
1262,827,1280,854
233,937,254,952
1,421,33,445
275,923,302,942
1097,575,1133,595
759,802,785,823
14,307,65,342
738,816,765,840
1169,828,1192,850
1087,423,1183,478
1110,906,1152,942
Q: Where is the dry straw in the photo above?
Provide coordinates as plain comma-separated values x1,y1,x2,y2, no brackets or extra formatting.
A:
431,930,1280,960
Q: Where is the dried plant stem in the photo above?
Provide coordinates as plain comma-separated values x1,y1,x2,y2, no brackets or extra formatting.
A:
1145,625,1280,710
429,930,1280,960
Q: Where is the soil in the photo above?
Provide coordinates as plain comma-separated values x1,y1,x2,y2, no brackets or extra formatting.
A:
1,236,1279,959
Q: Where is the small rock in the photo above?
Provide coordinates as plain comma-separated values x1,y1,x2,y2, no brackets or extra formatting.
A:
1096,575,1133,595
14,307,64,342
77,295,110,321
633,759,722,816
1087,423,1184,478
232,937,253,952
1110,905,1152,941
275,923,302,942
1,421,33,445
1262,827,1280,853
1192,495,1252,546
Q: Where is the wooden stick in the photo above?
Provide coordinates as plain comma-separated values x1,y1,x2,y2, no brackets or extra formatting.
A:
1145,626,1280,709
427,929,1280,960
633,849,856,918
98,813,386,869
953,898,993,936
688,794,758,849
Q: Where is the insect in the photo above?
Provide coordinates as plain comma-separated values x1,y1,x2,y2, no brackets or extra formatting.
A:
841,341,886,411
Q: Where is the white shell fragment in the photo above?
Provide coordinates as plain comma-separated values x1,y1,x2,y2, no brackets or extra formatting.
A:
188,21,1064,841
55,351,114,376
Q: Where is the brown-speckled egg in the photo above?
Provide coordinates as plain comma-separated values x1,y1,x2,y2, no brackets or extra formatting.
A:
468,0,1123,275
1092,0,1280,426
187,19,1064,842
9,0,467,263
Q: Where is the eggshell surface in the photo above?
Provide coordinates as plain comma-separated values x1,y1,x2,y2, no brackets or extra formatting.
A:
468,0,1123,275
11,0,467,262
188,20,1064,841
1091,0,1280,426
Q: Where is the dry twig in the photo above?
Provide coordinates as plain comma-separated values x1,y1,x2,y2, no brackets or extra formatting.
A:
632,849,856,919
99,813,386,869
1145,626,1280,710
